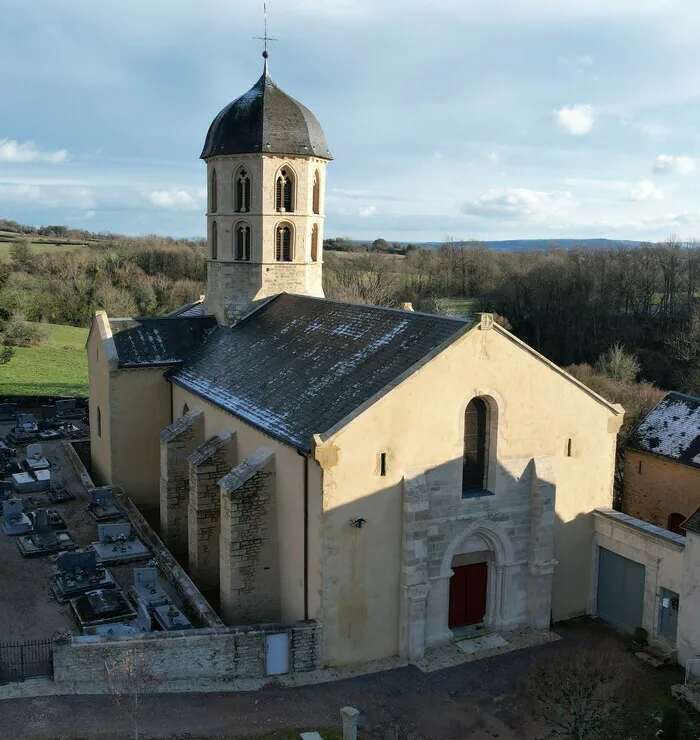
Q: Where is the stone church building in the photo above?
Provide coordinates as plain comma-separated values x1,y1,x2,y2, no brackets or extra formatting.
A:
87,53,624,666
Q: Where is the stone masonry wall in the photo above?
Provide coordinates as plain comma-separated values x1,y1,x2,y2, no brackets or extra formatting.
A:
219,447,280,625
52,621,322,684
188,431,237,593
159,410,204,556
621,450,700,530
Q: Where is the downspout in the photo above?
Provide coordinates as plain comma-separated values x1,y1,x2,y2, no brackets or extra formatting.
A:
298,450,309,621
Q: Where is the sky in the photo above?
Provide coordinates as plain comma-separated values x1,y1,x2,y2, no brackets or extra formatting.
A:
2,0,700,243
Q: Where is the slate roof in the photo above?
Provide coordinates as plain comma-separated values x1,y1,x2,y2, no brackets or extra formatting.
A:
166,299,206,318
683,506,700,535
168,294,468,451
109,316,217,368
627,391,700,469
200,60,332,160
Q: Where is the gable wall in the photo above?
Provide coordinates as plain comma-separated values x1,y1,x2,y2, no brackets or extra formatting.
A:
318,324,620,664
171,385,324,625
622,450,700,530
87,319,112,486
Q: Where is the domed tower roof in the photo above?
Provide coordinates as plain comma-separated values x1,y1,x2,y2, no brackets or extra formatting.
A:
200,58,332,160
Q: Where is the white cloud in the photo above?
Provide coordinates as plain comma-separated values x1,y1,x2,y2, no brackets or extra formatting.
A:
629,179,663,201
0,138,67,164
358,205,377,217
0,184,94,208
484,151,499,164
637,122,669,139
654,154,697,175
558,54,593,67
148,189,201,211
554,104,595,135
463,188,572,220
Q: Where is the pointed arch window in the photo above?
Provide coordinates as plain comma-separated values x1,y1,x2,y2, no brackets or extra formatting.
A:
210,168,218,213
276,168,294,212
312,170,321,215
235,169,251,212
211,221,218,260
235,223,251,261
311,224,319,262
463,397,490,493
276,225,292,262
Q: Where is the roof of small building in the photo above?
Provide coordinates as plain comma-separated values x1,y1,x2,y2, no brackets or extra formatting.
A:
109,316,217,368
627,391,700,469
166,297,206,318
168,294,467,451
683,506,700,535
200,60,332,160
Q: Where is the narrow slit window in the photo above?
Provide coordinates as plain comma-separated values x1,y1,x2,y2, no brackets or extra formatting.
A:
211,221,218,260
211,168,218,213
638,460,643,474
566,438,572,457
312,171,321,214
380,452,387,477
463,397,489,492
97,406,102,439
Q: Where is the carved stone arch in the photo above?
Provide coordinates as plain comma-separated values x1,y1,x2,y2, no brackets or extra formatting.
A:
440,519,516,579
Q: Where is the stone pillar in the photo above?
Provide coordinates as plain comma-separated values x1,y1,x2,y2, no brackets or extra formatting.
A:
340,706,359,740
159,409,204,556
426,574,453,647
187,431,236,592
219,447,279,625
399,474,431,660
527,457,558,629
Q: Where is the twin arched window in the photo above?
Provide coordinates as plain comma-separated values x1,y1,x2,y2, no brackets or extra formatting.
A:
236,224,251,261
312,171,321,215
211,169,218,213
236,169,251,212
211,221,218,260
463,397,490,492
276,169,294,212
276,225,292,261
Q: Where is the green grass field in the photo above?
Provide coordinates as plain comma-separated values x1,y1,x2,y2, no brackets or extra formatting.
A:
0,242,91,260
0,323,88,396
437,297,478,318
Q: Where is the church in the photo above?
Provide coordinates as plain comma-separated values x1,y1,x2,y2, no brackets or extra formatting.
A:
87,51,624,666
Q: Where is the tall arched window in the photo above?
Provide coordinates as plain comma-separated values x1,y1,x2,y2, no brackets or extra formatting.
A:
463,398,489,492
311,224,319,262
211,221,218,260
275,168,294,212
312,171,321,215
276,225,292,262
668,512,686,535
235,223,251,261
210,168,218,213
235,168,251,212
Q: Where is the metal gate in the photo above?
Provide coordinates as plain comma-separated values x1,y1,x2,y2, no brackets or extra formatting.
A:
0,640,53,683
597,547,645,633
265,633,289,676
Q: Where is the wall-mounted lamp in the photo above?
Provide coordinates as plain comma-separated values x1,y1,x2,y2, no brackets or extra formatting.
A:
350,518,367,529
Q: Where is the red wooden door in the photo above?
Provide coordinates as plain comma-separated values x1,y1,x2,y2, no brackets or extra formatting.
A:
449,562,488,629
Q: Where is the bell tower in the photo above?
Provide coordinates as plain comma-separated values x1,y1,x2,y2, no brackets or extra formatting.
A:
201,52,332,324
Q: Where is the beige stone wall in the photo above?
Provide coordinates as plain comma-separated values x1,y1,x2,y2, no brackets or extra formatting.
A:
314,322,622,665
622,450,700,529
86,313,113,487
204,154,328,324
171,386,323,623
109,368,172,511
678,532,700,666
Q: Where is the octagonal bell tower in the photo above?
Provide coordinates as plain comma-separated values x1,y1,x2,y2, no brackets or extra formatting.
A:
200,52,332,324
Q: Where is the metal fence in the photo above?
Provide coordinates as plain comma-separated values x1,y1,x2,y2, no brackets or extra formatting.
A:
0,640,53,683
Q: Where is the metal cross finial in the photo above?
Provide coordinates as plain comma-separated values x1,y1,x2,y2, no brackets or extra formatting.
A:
254,1,278,59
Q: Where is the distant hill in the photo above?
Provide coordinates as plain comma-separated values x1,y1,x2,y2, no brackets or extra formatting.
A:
420,238,643,252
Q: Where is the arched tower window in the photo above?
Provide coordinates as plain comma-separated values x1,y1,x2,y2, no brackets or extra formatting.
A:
276,168,294,212
463,397,490,492
276,224,292,262
312,170,321,215
311,224,319,262
211,221,218,260
210,168,218,213
235,223,251,261
668,512,686,535
235,168,251,212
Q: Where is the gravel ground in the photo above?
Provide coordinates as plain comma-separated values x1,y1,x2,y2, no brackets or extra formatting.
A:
0,620,688,740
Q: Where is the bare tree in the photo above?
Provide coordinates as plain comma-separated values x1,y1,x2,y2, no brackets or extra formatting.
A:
526,645,634,739
105,646,151,740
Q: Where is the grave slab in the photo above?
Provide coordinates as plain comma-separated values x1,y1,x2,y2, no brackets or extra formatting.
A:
87,487,122,522
17,530,77,558
92,522,150,565
12,470,50,493
71,588,137,629
153,604,193,631
1,498,32,536
52,549,117,602
131,566,169,608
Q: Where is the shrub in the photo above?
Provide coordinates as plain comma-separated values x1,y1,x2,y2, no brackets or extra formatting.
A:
2,314,50,347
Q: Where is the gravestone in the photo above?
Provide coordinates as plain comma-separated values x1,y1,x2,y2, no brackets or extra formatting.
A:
12,469,51,493
71,588,137,629
0,403,18,423
17,529,76,558
132,567,168,608
29,508,67,532
87,487,121,522
52,549,117,602
47,466,74,503
1,498,32,536
92,522,150,565
153,604,192,631
26,443,43,460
